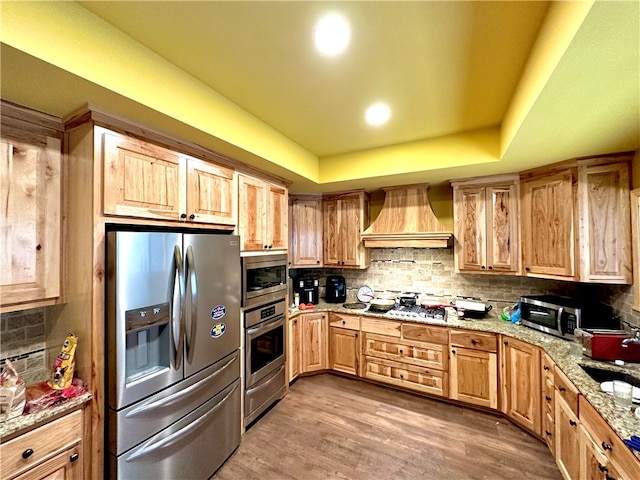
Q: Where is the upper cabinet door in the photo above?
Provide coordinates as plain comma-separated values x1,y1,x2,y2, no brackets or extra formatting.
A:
289,196,323,267
237,174,267,251
0,136,61,309
102,131,186,221
454,187,486,271
578,161,631,284
486,184,519,273
186,157,237,226
339,196,363,267
521,170,575,279
267,183,288,251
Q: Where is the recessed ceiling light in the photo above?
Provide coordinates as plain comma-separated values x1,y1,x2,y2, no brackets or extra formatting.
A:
365,103,391,126
313,14,350,56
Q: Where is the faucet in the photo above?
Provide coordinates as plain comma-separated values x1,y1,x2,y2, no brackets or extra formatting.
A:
622,326,640,347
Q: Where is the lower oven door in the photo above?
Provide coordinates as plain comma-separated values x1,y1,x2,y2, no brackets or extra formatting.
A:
245,314,285,387
244,364,286,425
110,379,240,479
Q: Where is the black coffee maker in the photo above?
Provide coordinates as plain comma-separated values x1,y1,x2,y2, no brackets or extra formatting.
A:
325,275,346,303
294,278,319,305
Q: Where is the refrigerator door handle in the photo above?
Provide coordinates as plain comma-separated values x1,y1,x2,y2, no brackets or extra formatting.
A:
125,352,238,417
185,245,198,363
173,245,186,370
125,382,239,462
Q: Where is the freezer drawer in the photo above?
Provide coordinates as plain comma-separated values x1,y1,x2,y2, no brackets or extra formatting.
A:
110,378,241,479
109,351,240,455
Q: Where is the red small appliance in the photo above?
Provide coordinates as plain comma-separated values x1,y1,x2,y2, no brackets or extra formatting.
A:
580,329,640,362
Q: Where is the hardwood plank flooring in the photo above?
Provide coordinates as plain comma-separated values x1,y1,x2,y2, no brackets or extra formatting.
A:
214,374,561,480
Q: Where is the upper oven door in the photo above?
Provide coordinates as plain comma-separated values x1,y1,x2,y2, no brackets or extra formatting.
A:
242,255,287,307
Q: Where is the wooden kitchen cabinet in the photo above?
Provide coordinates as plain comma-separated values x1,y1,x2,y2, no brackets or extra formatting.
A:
555,393,581,480
287,315,300,383
323,191,370,268
520,153,632,283
102,129,237,226
579,396,640,480
299,312,328,373
451,175,519,274
1,103,63,312
289,195,323,267
500,336,541,435
542,352,556,452
0,409,83,480
238,173,288,251
329,326,360,376
449,330,498,409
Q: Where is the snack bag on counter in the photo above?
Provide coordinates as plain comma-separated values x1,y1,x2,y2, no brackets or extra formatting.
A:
48,333,78,390
0,360,26,421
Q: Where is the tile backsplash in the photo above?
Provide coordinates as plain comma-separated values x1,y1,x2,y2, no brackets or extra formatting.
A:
0,308,49,385
291,247,640,328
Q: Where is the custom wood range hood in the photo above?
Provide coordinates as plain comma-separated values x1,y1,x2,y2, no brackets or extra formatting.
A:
361,184,453,248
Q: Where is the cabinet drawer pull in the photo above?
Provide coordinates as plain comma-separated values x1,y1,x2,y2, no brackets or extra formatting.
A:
70,453,80,462
545,395,552,401
569,420,577,427
543,366,550,371
22,448,34,459
355,333,358,338
558,387,566,392
503,341,509,346
471,339,477,345
598,464,608,473
602,442,612,451
545,431,552,436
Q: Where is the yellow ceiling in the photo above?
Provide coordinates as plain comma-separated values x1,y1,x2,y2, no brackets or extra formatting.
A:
1,1,638,193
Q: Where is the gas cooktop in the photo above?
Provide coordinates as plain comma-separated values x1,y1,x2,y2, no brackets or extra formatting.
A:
384,304,447,322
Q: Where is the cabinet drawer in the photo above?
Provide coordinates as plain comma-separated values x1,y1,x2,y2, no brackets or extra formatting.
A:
360,317,401,337
542,352,554,378
450,330,497,352
329,313,360,330
402,323,448,345
543,411,555,452
579,397,640,478
543,376,555,417
363,356,448,397
363,333,447,371
554,367,579,415
0,410,83,479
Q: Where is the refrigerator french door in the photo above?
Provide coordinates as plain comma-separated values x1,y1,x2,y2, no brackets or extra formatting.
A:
106,229,241,479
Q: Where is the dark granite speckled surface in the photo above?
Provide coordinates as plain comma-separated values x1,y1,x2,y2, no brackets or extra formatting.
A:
291,301,640,447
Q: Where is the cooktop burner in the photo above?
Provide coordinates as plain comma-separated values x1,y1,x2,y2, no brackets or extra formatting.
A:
385,304,447,322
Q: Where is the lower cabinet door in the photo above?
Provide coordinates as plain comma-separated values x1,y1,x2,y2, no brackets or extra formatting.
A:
329,327,359,376
449,347,497,409
555,394,580,480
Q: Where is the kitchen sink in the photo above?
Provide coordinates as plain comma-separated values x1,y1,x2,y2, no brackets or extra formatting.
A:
580,365,640,388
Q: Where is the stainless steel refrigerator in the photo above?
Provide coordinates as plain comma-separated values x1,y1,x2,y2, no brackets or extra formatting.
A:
106,229,241,479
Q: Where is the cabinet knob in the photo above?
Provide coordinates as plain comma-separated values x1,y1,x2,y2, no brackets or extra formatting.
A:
569,420,577,427
293,319,297,324
545,430,552,436
355,333,358,338
268,245,272,249
543,366,550,371
598,464,608,473
189,213,195,220
481,265,486,270
452,349,456,355
399,349,403,354
602,442,612,451
525,267,531,272
400,374,404,379
180,213,187,219
545,395,552,401
342,320,345,325
70,453,79,463
488,266,493,270
471,339,477,345
316,260,320,264
503,341,509,346
22,449,34,459
264,245,268,249
558,387,566,393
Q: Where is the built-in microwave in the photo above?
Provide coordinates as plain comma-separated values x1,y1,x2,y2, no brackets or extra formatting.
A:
520,295,617,340
241,254,288,307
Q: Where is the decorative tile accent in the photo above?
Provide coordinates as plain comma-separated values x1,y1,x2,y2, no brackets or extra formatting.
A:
0,308,49,384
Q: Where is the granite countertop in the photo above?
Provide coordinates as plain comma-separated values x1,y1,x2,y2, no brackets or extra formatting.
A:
0,392,92,441
291,300,640,445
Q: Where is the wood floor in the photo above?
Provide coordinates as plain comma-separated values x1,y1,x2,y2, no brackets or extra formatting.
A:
214,374,561,480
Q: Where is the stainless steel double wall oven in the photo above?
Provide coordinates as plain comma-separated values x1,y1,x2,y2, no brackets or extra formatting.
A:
242,254,288,425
